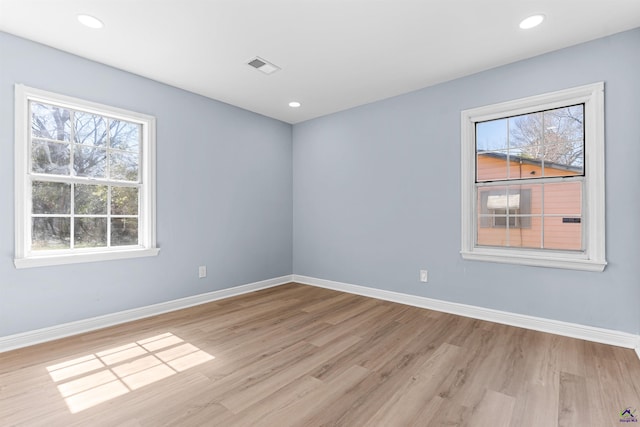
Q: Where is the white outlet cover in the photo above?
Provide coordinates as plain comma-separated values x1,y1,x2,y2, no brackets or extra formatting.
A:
420,270,428,282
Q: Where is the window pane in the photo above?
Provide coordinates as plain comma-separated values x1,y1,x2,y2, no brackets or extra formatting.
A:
509,106,583,178
476,119,508,151
478,186,524,217
544,182,582,216
477,185,540,248
509,111,544,147
32,217,70,250
110,120,140,152
477,105,585,182
110,151,139,181
32,141,71,175
477,221,507,247
542,181,582,250
111,187,139,215
544,142,583,174
31,102,71,141
74,146,107,178
543,216,582,251
111,218,138,246
518,216,543,249
543,105,584,145
75,184,108,215
32,181,71,214
477,182,582,250
75,218,107,248
74,112,107,146
477,151,509,181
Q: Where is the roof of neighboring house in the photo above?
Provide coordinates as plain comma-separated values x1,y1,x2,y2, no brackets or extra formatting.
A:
477,151,583,174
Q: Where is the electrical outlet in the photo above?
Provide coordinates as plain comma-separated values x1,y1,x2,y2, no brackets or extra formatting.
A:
198,265,207,279
420,269,428,283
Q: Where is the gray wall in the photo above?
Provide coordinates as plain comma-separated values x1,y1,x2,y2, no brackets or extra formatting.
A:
3,28,639,340
0,32,293,337
293,28,640,335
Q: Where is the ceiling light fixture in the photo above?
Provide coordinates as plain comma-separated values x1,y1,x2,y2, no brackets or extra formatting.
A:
519,14,544,30
77,14,104,29
289,101,301,108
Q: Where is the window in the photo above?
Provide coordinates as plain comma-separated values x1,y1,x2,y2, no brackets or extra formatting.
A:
15,85,159,268
461,83,606,271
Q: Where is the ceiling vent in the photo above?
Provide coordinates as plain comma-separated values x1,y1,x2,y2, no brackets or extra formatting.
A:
247,56,281,75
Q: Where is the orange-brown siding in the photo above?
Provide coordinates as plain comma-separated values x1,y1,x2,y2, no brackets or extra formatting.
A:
476,155,582,250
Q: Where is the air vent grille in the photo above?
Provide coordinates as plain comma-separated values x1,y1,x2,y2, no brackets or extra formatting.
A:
246,56,280,75
248,58,266,69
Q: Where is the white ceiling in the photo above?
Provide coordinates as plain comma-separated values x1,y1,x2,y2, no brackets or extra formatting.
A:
1,1,639,124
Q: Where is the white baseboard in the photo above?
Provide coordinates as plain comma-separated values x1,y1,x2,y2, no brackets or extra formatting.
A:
3,273,639,360
0,275,294,353
293,274,640,352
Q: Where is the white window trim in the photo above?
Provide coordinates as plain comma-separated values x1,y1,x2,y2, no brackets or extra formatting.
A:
460,82,606,272
14,84,159,268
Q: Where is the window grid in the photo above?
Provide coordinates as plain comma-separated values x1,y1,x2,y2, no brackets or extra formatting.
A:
15,84,158,268
474,103,585,251
460,82,606,271
475,178,584,251
27,100,142,253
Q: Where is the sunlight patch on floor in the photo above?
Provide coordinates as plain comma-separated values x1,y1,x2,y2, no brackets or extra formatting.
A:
46,332,214,413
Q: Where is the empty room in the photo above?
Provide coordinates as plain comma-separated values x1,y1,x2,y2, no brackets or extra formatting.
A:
1,1,640,426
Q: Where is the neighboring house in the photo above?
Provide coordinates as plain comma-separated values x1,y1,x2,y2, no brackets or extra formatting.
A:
476,152,582,250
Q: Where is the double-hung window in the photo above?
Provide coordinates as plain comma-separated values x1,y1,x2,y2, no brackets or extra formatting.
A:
461,83,606,271
15,85,159,268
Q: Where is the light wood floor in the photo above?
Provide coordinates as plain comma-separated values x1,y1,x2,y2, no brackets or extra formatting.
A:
2,283,639,426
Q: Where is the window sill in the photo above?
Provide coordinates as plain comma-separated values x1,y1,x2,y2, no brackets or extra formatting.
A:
14,247,160,269
461,249,606,272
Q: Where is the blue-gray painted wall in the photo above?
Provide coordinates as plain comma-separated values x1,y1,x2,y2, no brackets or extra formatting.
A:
2,28,639,339
293,28,640,335
0,32,293,336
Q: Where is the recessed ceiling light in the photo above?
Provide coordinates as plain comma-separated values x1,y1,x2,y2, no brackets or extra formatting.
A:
77,14,104,29
519,14,544,30
289,102,301,108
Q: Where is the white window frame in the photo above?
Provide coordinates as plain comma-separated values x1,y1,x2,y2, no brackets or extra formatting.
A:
460,82,606,272
14,84,159,268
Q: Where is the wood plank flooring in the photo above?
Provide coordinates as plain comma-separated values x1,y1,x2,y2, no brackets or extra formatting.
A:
1,283,639,426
